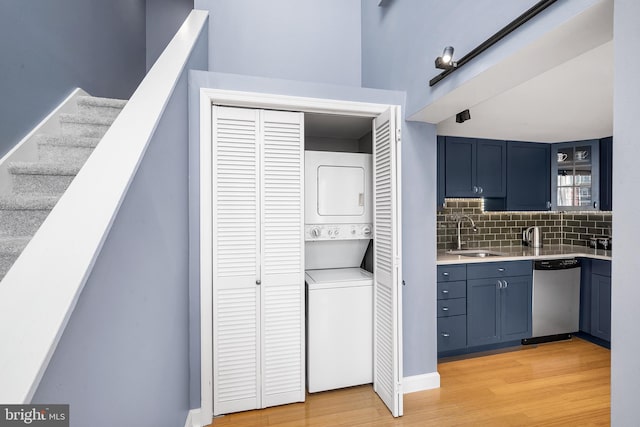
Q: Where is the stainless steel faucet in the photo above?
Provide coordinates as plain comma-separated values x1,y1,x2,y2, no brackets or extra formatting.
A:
454,214,478,250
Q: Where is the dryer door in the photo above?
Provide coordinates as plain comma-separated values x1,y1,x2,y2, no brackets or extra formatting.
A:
317,164,365,216
304,151,372,224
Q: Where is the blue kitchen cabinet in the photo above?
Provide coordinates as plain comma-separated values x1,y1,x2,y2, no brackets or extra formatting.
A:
591,274,611,341
467,260,532,347
506,141,551,211
599,136,613,211
467,278,501,346
579,258,611,344
551,140,600,210
590,259,612,342
444,137,506,198
500,275,533,341
437,136,446,210
437,265,467,353
579,258,593,333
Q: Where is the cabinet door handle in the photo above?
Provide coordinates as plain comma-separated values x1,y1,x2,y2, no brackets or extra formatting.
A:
497,280,503,289
546,201,552,209
256,280,261,286
441,332,450,337
504,280,508,288
498,268,505,272
473,186,478,193
441,307,449,312
441,289,449,294
442,272,449,277
478,186,484,194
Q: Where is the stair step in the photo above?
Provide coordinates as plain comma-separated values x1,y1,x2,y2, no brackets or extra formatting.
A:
76,96,127,120
36,135,100,164
0,195,59,238
8,162,81,195
0,237,31,281
59,113,114,138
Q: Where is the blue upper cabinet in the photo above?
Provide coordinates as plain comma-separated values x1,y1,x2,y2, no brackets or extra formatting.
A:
599,137,613,211
506,141,551,211
437,136,446,210
444,137,506,198
551,140,600,211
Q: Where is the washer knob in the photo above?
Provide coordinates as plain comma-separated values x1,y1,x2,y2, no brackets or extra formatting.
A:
311,227,321,238
335,229,340,236
363,226,371,236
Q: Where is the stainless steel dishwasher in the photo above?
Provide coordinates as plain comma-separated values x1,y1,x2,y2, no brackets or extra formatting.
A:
522,258,581,345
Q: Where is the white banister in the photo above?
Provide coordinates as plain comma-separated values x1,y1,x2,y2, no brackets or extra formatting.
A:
0,10,208,403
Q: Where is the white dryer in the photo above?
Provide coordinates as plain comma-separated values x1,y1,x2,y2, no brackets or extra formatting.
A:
304,150,373,393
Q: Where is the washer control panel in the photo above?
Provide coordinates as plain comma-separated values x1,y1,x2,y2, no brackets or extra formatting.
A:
305,224,373,241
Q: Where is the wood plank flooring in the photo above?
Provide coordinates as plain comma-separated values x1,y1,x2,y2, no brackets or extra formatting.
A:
208,338,610,426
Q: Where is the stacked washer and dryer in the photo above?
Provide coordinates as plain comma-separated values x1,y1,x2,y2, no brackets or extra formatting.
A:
304,150,374,393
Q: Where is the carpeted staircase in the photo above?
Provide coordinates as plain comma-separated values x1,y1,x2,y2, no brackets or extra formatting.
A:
0,96,126,281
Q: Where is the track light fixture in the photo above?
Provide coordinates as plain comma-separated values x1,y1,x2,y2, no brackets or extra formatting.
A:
456,109,471,123
435,46,457,70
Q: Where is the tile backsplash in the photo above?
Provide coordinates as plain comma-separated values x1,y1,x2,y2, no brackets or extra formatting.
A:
437,199,612,251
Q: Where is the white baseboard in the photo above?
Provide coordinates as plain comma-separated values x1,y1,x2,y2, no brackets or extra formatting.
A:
403,372,441,394
185,408,202,427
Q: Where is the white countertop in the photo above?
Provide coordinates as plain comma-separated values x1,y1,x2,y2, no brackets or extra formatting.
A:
437,244,612,265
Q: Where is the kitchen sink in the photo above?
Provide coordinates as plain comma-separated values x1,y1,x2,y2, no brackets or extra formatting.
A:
447,249,506,258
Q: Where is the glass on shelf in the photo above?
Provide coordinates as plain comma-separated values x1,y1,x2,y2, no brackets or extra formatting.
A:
575,171,592,186
557,187,573,207
574,146,591,163
577,187,592,206
557,170,573,186
556,149,572,164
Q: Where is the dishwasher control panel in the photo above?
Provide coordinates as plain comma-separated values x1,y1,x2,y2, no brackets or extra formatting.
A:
534,258,580,270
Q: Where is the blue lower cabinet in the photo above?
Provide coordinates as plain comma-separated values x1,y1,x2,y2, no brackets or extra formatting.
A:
438,261,532,356
437,298,466,317
467,275,532,347
579,259,611,344
437,264,468,355
438,316,467,352
467,278,501,346
500,275,532,341
591,274,611,341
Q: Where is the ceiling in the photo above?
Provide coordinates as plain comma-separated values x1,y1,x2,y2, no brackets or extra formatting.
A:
415,0,614,143
436,41,613,142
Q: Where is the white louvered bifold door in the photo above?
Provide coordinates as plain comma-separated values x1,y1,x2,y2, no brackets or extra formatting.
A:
212,106,261,415
260,110,305,407
372,107,403,417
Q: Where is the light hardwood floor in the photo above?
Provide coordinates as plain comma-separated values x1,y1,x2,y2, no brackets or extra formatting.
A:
208,338,610,426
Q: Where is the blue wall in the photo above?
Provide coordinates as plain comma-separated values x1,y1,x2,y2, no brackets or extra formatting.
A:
0,0,147,158
612,0,640,424
146,0,194,70
31,21,208,427
195,0,361,87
